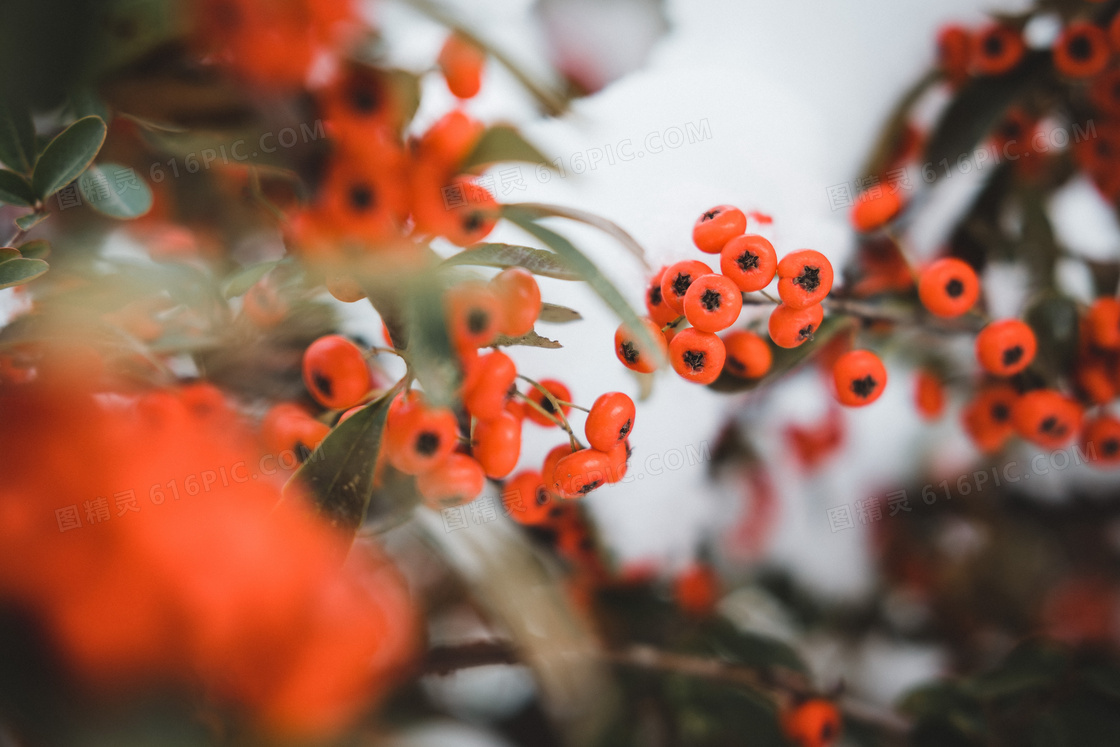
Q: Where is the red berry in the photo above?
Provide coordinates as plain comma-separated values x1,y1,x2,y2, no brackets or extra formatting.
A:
720,234,777,292
552,448,612,498
447,281,502,349
585,392,635,452
938,25,972,84
976,319,1037,376
417,453,485,508
674,563,718,616
669,328,726,385
462,351,517,420
918,258,980,317
1086,297,1120,350
722,330,772,379
526,379,572,427
503,470,555,525
972,24,1024,76
682,274,743,333
660,260,713,314
776,250,833,309
605,440,631,483
471,411,521,479
416,110,485,171
850,189,904,233
261,403,329,455
692,205,746,254
781,699,842,747
302,335,372,410
541,442,577,496
387,403,460,475
646,266,681,327
438,32,486,99
615,318,668,374
1012,389,1083,449
490,267,541,337
914,369,945,420
1054,22,1110,79
962,383,1019,453
832,350,887,407
1082,416,1120,466
769,303,824,348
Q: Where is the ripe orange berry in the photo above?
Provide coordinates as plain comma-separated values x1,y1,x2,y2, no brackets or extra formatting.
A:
585,392,635,452
669,328,726,385
615,318,668,374
646,266,681,327
776,250,833,309
1090,69,1120,117
1076,357,1116,404
769,303,824,348
302,335,372,410
674,563,718,617
526,379,572,427
444,177,498,247
387,403,460,475
722,330,772,379
972,24,1024,75
918,258,980,317
462,350,517,420
975,319,1037,376
416,110,485,170
472,411,522,478
1012,389,1083,449
447,281,502,349
490,267,542,337
1054,22,1110,79
938,25,972,84
541,442,577,495
692,205,746,254
261,403,329,456
781,699,842,747
914,369,946,420
963,383,1019,453
660,259,713,314
850,188,904,233
720,234,777,292
605,440,631,483
552,448,612,498
417,453,485,508
683,274,743,333
1082,415,1120,466
1086,297,1120,350
832,350,887,407
438,32,486,99
503,470,554,525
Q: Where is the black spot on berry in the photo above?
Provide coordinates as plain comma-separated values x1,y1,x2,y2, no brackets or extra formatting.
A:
415,431,440,455
1002,346,1023,367
983,33,1004,57
702,209,720,221
821,723,836,740
850,375,878,398
727,356,745,372
992,403,1010,422
672,273,693,298
649,285,663,307
1068,34,1092,61
682,350,706,371
945,278,964,298
346,78,381,114
579,479,603,494
540,396,556,414
348,184,374,211
794,266,820,293
312,371,333,398
548,506,564,518
462,211,485,233
619,418,632,438
700,289,722,311
1103,439,1119,457
535,487,550,506
797,324,816,340
736,251,759,272
621,341,640,364
467,309,490,334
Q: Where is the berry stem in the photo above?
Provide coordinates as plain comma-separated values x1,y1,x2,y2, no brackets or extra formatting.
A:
555,400,590,414
516,390,585,450
758,289,781,304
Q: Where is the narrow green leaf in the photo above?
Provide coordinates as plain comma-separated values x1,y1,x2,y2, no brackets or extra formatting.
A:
0,169,35,206
0,247,20,262
0,101,36,174
506,202,651,269
708,316,852,393
441,242,581,280
78,162,153,219
16,239,50,259
0,258,48,289
462,124,551,170
286,393,393,535
14,212,48,231
491,330,561,349
538,302,582,323
31,116,108,198
402,276,459,407
503,205,664,368
385,69,422,134
221,260,282,298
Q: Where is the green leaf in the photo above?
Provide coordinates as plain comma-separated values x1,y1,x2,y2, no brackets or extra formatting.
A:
17,239,50,259
221,260,282,298
0,101,36,174
385,68,422,134
967,641,1068,700
1025,294,1079,381
505,202,650,269
286,393,393,535
503,205,664,368
0,258,48,289
708,316,852,393
0,247,20,262
441,242,581,280
14,212,48,231
31,116,108,198
491,329,561,349
0,169,35,206
462,124,551,171
78,162,153,219
401,276,459,407
538,302,583,323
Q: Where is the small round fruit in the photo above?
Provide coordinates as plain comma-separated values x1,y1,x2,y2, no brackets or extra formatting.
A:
683,274,744,333
1086,297,1120,350
605,440,630,483
438,32,486,98
850,188,904,233
675,564,718,616
447,281,502,349
526,379,572,427
1082,416,1120,466
669,328,726,385
302,335,372,410
503,470,554,525
660,260,713,314
262,403,329,455
975,319,1037,376
541,442,577,495
645,266,680,327
722,330,772,379
972,24,1024,76
1012,389,1083,449
692,205,746,254
832,350,887,407
720,234,777,292
472,411,522,479
615,318,668,373
387,404,460,475
462,350,517,420
914,369,945,420
918,258,980,317
490,267,542,337
585,392,635,452
781,699,842,747
769,303,824,348
777,250,833,309
962,384,1019,453
552,449,612,498
417,453,486,508
1054,22,1110,79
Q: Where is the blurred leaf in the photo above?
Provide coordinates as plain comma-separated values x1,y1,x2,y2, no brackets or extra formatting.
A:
967,641,1068,700
14,211,48,231
0,247,20,262
441,242,580,280
385,68,422,133
402,276,459,407
1082,663,1120,701
492,329,561,349
17,239,49,259
0,257,48,289
31,116,107,198
78,162,153,219
67,88,110,122
1025,294,1079,381
538,302,583,323
0,169,35,206
462,124,551,170
708,316,852,393
702,619,807,674
221,260,282,298
504,205,665,368
287,392,393,535
0,101,36,174
507,202,651,269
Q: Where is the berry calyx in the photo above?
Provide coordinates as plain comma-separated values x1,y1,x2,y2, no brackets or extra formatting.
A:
1054,22,1110,79
387,402,460,475
692,205,746,254
1082,416,1120,466
669,328,726,385
975,319,1037,376
962,383,1019,453
504,470,554,525
971,24,1024,76
683,274,744,333
918,257,980,318
832,350,888,407
769,303,824,348
302,335,372,410
776,250,834,309
447,281,502,349
585,392,636,452
646,266,681,327
720,234,777,292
